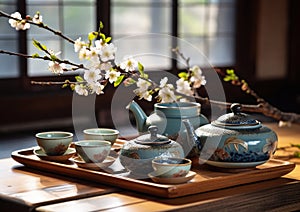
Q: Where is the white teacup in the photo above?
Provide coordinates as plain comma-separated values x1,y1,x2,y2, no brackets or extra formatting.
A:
152,157,191,178
35,131,73,156
83,128,119,145
75,140,111,163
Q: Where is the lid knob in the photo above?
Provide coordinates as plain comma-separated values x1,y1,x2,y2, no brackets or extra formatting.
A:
149,125,158,140
212,103,262,129
230,103,242,115
135,125,170,145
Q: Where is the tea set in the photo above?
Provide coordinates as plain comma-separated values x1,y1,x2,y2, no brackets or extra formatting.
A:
33,101,278,184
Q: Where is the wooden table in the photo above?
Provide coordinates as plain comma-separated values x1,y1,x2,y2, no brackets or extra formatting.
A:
1,123,300,211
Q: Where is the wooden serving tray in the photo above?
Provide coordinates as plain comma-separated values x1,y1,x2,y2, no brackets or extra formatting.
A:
11,140,295,198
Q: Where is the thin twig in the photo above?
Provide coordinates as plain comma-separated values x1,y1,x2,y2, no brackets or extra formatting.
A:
0,49,87,71
173,49,300,124
0,10,74,44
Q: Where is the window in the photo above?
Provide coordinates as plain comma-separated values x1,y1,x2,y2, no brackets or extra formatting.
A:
179,0,236,66
111,0,236,70
27,0,96,76
0,0,236,79
0,0,18,78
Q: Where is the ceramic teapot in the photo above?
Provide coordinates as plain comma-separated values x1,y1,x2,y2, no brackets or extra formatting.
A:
182,103,278,168
119,125,184,175
127,100,209,139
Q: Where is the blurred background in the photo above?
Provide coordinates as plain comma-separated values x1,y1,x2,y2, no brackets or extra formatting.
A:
0,0,299,136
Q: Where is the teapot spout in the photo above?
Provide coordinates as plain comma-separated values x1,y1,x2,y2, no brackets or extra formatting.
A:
182,119,202,151
126,100,148,133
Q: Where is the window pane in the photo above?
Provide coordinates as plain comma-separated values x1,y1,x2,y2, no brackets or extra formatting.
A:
179,0,236,67
0,1,19,78
63,6,95,37
27,0,96,76
112,0,172,70
114,34,172,70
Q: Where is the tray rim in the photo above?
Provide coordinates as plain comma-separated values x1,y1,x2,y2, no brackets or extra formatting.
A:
11,146,296,198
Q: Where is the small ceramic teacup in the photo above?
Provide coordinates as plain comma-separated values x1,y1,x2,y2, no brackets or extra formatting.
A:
83,128,119,145
35,131,73,156
75,140,111,163
152,157,191,178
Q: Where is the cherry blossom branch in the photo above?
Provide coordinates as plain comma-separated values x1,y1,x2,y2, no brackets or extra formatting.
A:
0,49,87,71
31,80,77,85
0,10,74,44
173,50,300,125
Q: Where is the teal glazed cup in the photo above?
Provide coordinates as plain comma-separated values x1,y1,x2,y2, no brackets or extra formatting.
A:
83,128,119,145
35,131,73,156
75,140,111,163
152,157,191,178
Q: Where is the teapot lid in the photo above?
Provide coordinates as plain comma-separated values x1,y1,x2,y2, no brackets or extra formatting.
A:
135,126,171,145
212,103,262,130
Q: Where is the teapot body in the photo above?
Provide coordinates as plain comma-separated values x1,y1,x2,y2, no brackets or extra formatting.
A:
127,101,209,139
183,104,278,168
194,124,278,168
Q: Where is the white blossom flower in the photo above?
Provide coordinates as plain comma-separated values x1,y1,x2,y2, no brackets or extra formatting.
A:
278,121,292,127
89,47,101,62
99,62,112,71
134,78,152,101
75,84,88,96
99,43,116,62
134,88,152,101
158,86,176,103
159,77,168,88
84,68,101,84
95,39,105,50
32,13,42,24
78,46,90,60
9,12,30,30
48,61,65,74
190,65,206,88
90,82,104,95
48,49,61,57
120,56,138,72
8,12,21,28
136,78,151,91
105,69,120,83
74,37,86,53
176,78,193,96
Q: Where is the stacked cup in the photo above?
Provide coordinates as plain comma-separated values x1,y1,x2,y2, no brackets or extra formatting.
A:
74,128,119,163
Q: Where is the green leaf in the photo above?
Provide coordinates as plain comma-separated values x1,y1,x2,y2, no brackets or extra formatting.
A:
88,31,98,41
223,76,232,81
32,39,47,51
99,33,106,41
294,151,300,158
291,144,300,149
114,75,125,87
138,62,144,74
99,21,104,30
50,54,57,61
178,72,188,80
141,73,149,79
105,37,111,43
226,69,235,75
75,75,84,82
70,84,75,91
62,84,69,88
32,53,39,58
